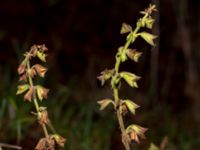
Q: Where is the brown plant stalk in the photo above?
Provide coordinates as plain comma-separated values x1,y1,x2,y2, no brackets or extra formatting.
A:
16,44,66,150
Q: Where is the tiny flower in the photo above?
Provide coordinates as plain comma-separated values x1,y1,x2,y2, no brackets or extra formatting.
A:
37,44,48,52
139,32,157,46
28,68,37,78
97,69,114,86
38,107,49,125
147,4,157,14
120,102,128,116
35,137,55,150
36,85,49,101
122,132,131,144
120,23,132,34
19,74,27,81
52,134,66,147
126,49,142,62
126,124,148,144
16,84,29,95
140,4,157,15
24,86,35,102
120,72,141,88
121,100,140,115
30,44,38,56
36,51,47,62
97,99,115,110
18,63,26,75
33,64,47,78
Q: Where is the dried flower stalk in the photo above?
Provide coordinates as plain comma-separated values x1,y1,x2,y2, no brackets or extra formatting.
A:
16,44,66,150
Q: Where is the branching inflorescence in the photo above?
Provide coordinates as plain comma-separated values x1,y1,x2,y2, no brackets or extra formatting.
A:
97,4,157,150
16,44,66,150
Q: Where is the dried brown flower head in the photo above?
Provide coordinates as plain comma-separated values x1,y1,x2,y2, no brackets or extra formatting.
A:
24,86,35,102
35,137,55,150
53,134,66,148
126,125,148,144
38,107,49,125
33,64,47,78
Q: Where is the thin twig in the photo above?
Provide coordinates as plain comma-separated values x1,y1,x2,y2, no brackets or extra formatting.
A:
0,143,22,149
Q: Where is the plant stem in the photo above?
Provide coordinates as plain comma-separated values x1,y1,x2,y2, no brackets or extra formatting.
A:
114,88,130,150
0,143,22,150
113,46,131,150
112,15,146,150
27,60,49,138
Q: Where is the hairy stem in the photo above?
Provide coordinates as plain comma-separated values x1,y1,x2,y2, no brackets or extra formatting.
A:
27,60,49,138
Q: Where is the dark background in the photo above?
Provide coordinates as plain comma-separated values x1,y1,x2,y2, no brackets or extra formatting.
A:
0,0,200,149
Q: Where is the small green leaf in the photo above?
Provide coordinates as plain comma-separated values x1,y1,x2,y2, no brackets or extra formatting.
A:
120,72,141,88
97,99,115,110
123,100,139,115
120,23,132,34
16,84,29,95
139,32,157,46
36,51,46,62
148,143,159,150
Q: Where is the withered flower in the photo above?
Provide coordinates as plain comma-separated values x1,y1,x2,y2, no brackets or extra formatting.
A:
140,4,157,15
35,137,55,150
146,4,157,14
53,134,66,147
37,44,48,52
18,63,26,75
28,68,37,78
36,86,49,101
97,99,115,110
38,107,49,125
122,132,131,145
19,74,27,82
126,49,142,62
31,45,38,57
120,103,128,116
33,64,47,78
42,88,49,99
126,124,148,144
24,86,35,102
17,44,65,149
